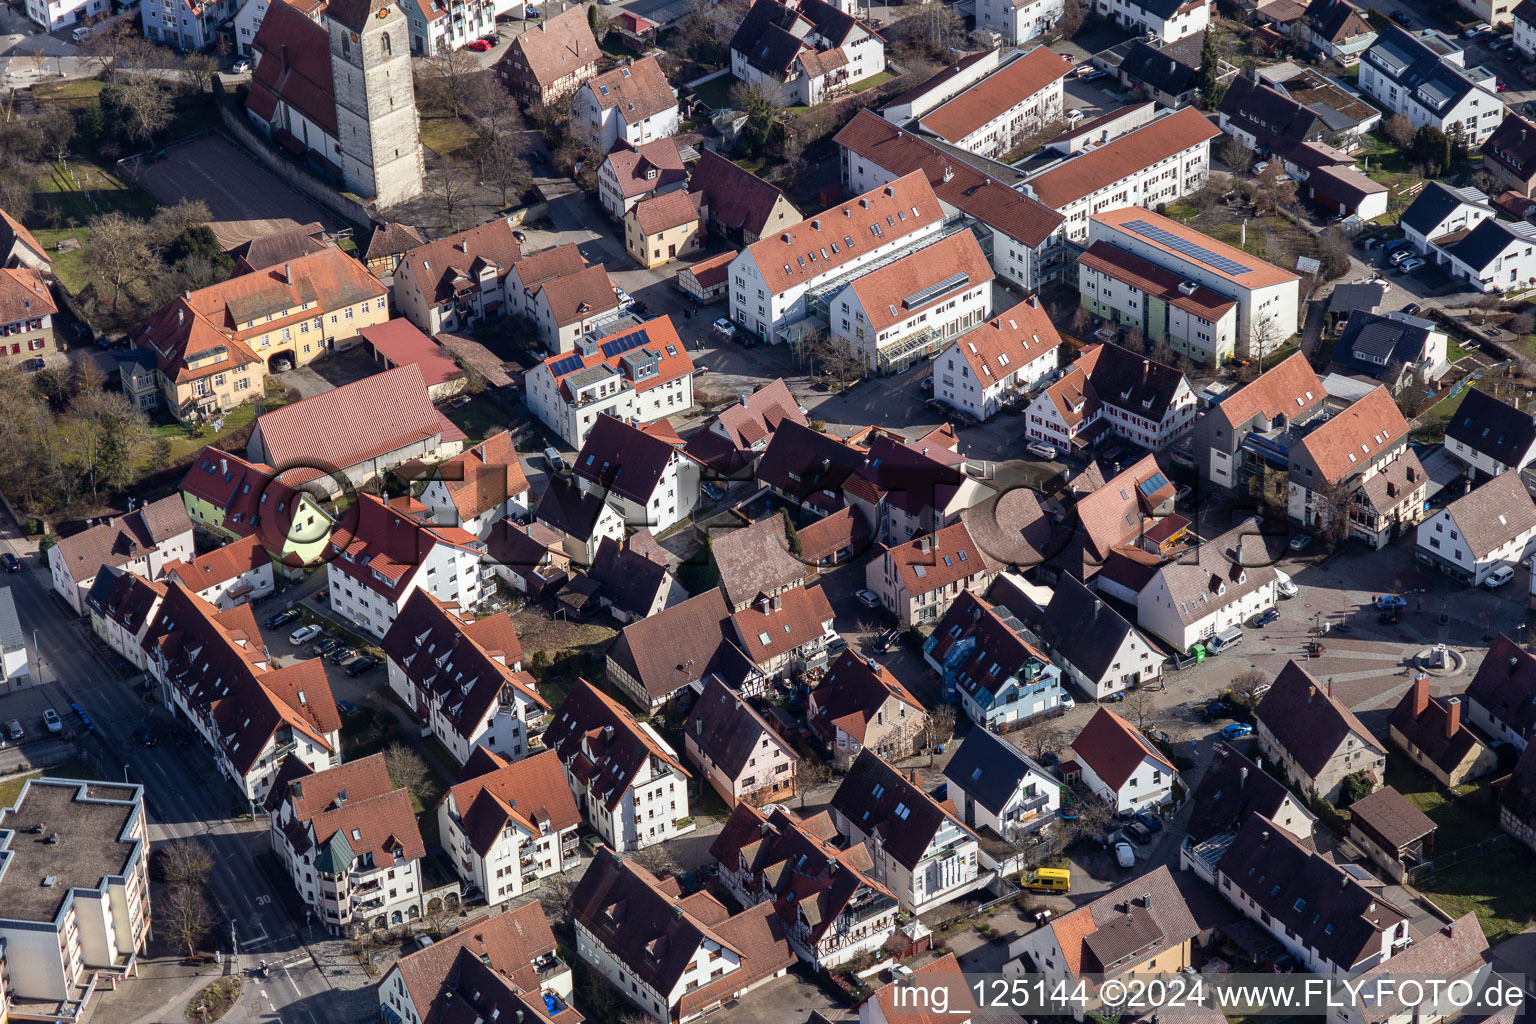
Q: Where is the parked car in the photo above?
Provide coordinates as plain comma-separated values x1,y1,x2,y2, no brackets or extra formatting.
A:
1175,484,1192,504
1391,11,1413,26
1402,303,1422,316
272,358,293,371
1389,247,1413,265
2,552,20,573
266,608,300,629
314,637,342,656
854,588,880,609
1464,23,1490,36
466,38,492,50
1205,626,1243,655
1276,569,1298,598
1289,535,1313,553
1400,257,1426,273
1202,699,1236,721
330,646,359,665
290,624,322,645
5,719,22,742
345,656,380,676
43,708,61,734
712,317,736,339
701,481,724,502
920,376,934,394
1249,607,1280,628
1375,594,1407,610
1134,809,1162,832
230,58,251,72
543,447,564,471
1485,564,1517,588
874,628,901,653
1114,841,1136,868
1123,821,1153,844
132,726,158,747
1060,692,1076,709
337,700,361,717
924,397,948,415
1026,440,1058,459
1222,722,1255,740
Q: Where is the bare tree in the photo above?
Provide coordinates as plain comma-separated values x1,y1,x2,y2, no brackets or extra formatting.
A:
180,51,218,94
420,43,481,118
1016,721,1070,763
927,704,956,764
1121,685,1159,732
423,160,478,233
534,872,574,932
383,741,432,798
630,842,684,880
1230,668,1270,706
797,756,831,808
115,79,173,142
1218,137,1255,176
809,329,866,392
474,132,533,207
1383,113,1415,149
163,881,210,956
84,211,154,310
160,839,214,889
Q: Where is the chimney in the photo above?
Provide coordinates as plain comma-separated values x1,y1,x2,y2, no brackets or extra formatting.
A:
1257,755,1263,771
1143,892,1152,908
177,307,184,326
771,594,781,611
1387,481,1397,498
1028,294,1039,308
760,597,771,615
1261,830,1270,843
1410,675,1430,719
672,906,684,920
1512,656,1522,676
942,165,954,183
603,724,614,743
1308,684,1317,702
285,262,293,285
1328,679,1334,698
1445,696,1462,739
220,457,228,475
1142,358,1150,379
1240,766,1248,789
280,41,290,68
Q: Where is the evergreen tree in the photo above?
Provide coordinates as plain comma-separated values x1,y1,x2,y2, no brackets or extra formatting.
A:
1198,29,1225,106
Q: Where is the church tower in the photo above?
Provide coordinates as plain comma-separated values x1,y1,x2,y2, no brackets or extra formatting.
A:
323,0,424,207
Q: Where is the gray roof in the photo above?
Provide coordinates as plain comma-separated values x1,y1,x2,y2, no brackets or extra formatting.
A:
1334,310,1439,377
1444,387,1536,469
1449,218,1536,273
1011,573,1141,681
1364,26,1483,116
1327,282,1386,316
1152,519,1278,624
0,587,22,657
685,675,793,779
942,726,1052,817
1254,661,1379,779
1441,470,1536,561
1398,181,1490,238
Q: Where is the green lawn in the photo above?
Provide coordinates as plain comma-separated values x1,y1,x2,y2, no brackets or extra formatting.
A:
419,113,474,158
1385,751,1501,843
692,74,737,111
847,70,894,93
441,394,506,443
1416,848,1536,944
1414,382,1475,441
33,78,107,106
27,158,159,301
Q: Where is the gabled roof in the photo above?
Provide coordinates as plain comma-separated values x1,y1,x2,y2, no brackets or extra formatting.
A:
251,364,458,485
686,676,797,780
180,446,334,563
573,413,684,506
419,431,529,522
1304,0,1374,42
1447,218,1536,274
945,295,1064,383
534,474,614,546
1445,386,1536,468
688,150,801,239
0,267,56,324
844,229,993,334
1364,26,1483,116
1333,310,1442,377
52,495,193,585
445,749,580,856
397,219,525,305
535,263,620,327
880,520,1001,597
1071,708,1175,793
326,493,480,604
1071,453,1175,562
1027,574,1145,682
1438,470,1536,561
1185,741,1312,845
829,750,975,870
141,581,340,777
604,138,687,200
730,584,834,664
228,222,329,274
916,46,1071,145
1117,36,1203,94
363,222,426,264
543,679,688,810
712,514,810,608
833,110,1063,247
1219,813,1407,970
505,4,600,90
391,906,564,1021
1255,660,1379,778
1294,385,1404,484
1149,518,1277,624
84,567,166,636
1349,784,1436,851
0,207,48,267
1212,351,1323,431
684,378,807,475
588,534,674,617
1500,741,1536,828
247,0,337,136
730,0,869,78
1350,913,1487,1024
606,588,745,702
632,189,702,236
1399,182,1492,238
927,591,1052,708
809,648,924,747
741,171,944,296
1219,75,1324,152
279,753,426,869
1044,866,1198,975
943,726,1052,817
379,590,543,743
755,420,866,507
582,56,675,124
358,319,463,390
1466,633,1536,742
570,848,794,1017
161,534,270,593
1024,108,1220,210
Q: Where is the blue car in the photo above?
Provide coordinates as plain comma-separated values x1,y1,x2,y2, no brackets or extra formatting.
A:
1375,595,1407,610
1135,809,1162,832
1222,722,1254,740
1250,608,1280,628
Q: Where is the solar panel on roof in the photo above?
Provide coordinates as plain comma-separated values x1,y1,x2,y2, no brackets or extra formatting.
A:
548,354,585,377
1137,471,1170,496
1124,219,1253,277
903,272,969,310
600,328,650,359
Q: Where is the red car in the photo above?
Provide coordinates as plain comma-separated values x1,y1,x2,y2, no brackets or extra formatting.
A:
1498,78,1508,91
466,38,492,50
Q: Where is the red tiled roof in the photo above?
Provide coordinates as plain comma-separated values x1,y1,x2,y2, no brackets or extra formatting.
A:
392,906,562,1019
397,220,525,306
1025,108,1220,209
846,229,993,334
52,495,193,585
359,319,464,389
882,520,1000,597
326,493,480,604
161,534,269,592
248,0,338,136
424,431,530,522
0,268,55,323
505,4,600,90
250,364,446,484
1077,241,1236,322
446,749,580,856
730,585,833,663
179,447,332,564
834,110,1063,247
604,138,686,200
1094,206,1300,288
917,46,1070,144
1214,351,1323,430
808,648,924,746
542,679,689,810
688,149,800,239
632,190,702,236
583,56,675,123
1296,385,1405,484
0,207,48,266
1071,707,1175,792
538,264,619,327
744,171,944,295
946,295,1062,382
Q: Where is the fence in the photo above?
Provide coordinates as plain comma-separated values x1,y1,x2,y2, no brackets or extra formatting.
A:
1404,833,1511,886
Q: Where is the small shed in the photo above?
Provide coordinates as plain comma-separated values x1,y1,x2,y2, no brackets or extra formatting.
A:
1347,785,1436,882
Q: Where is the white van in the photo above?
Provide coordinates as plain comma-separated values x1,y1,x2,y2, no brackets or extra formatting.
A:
1206,626,1244,655
1275,568,1298,598
72,25,93,41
